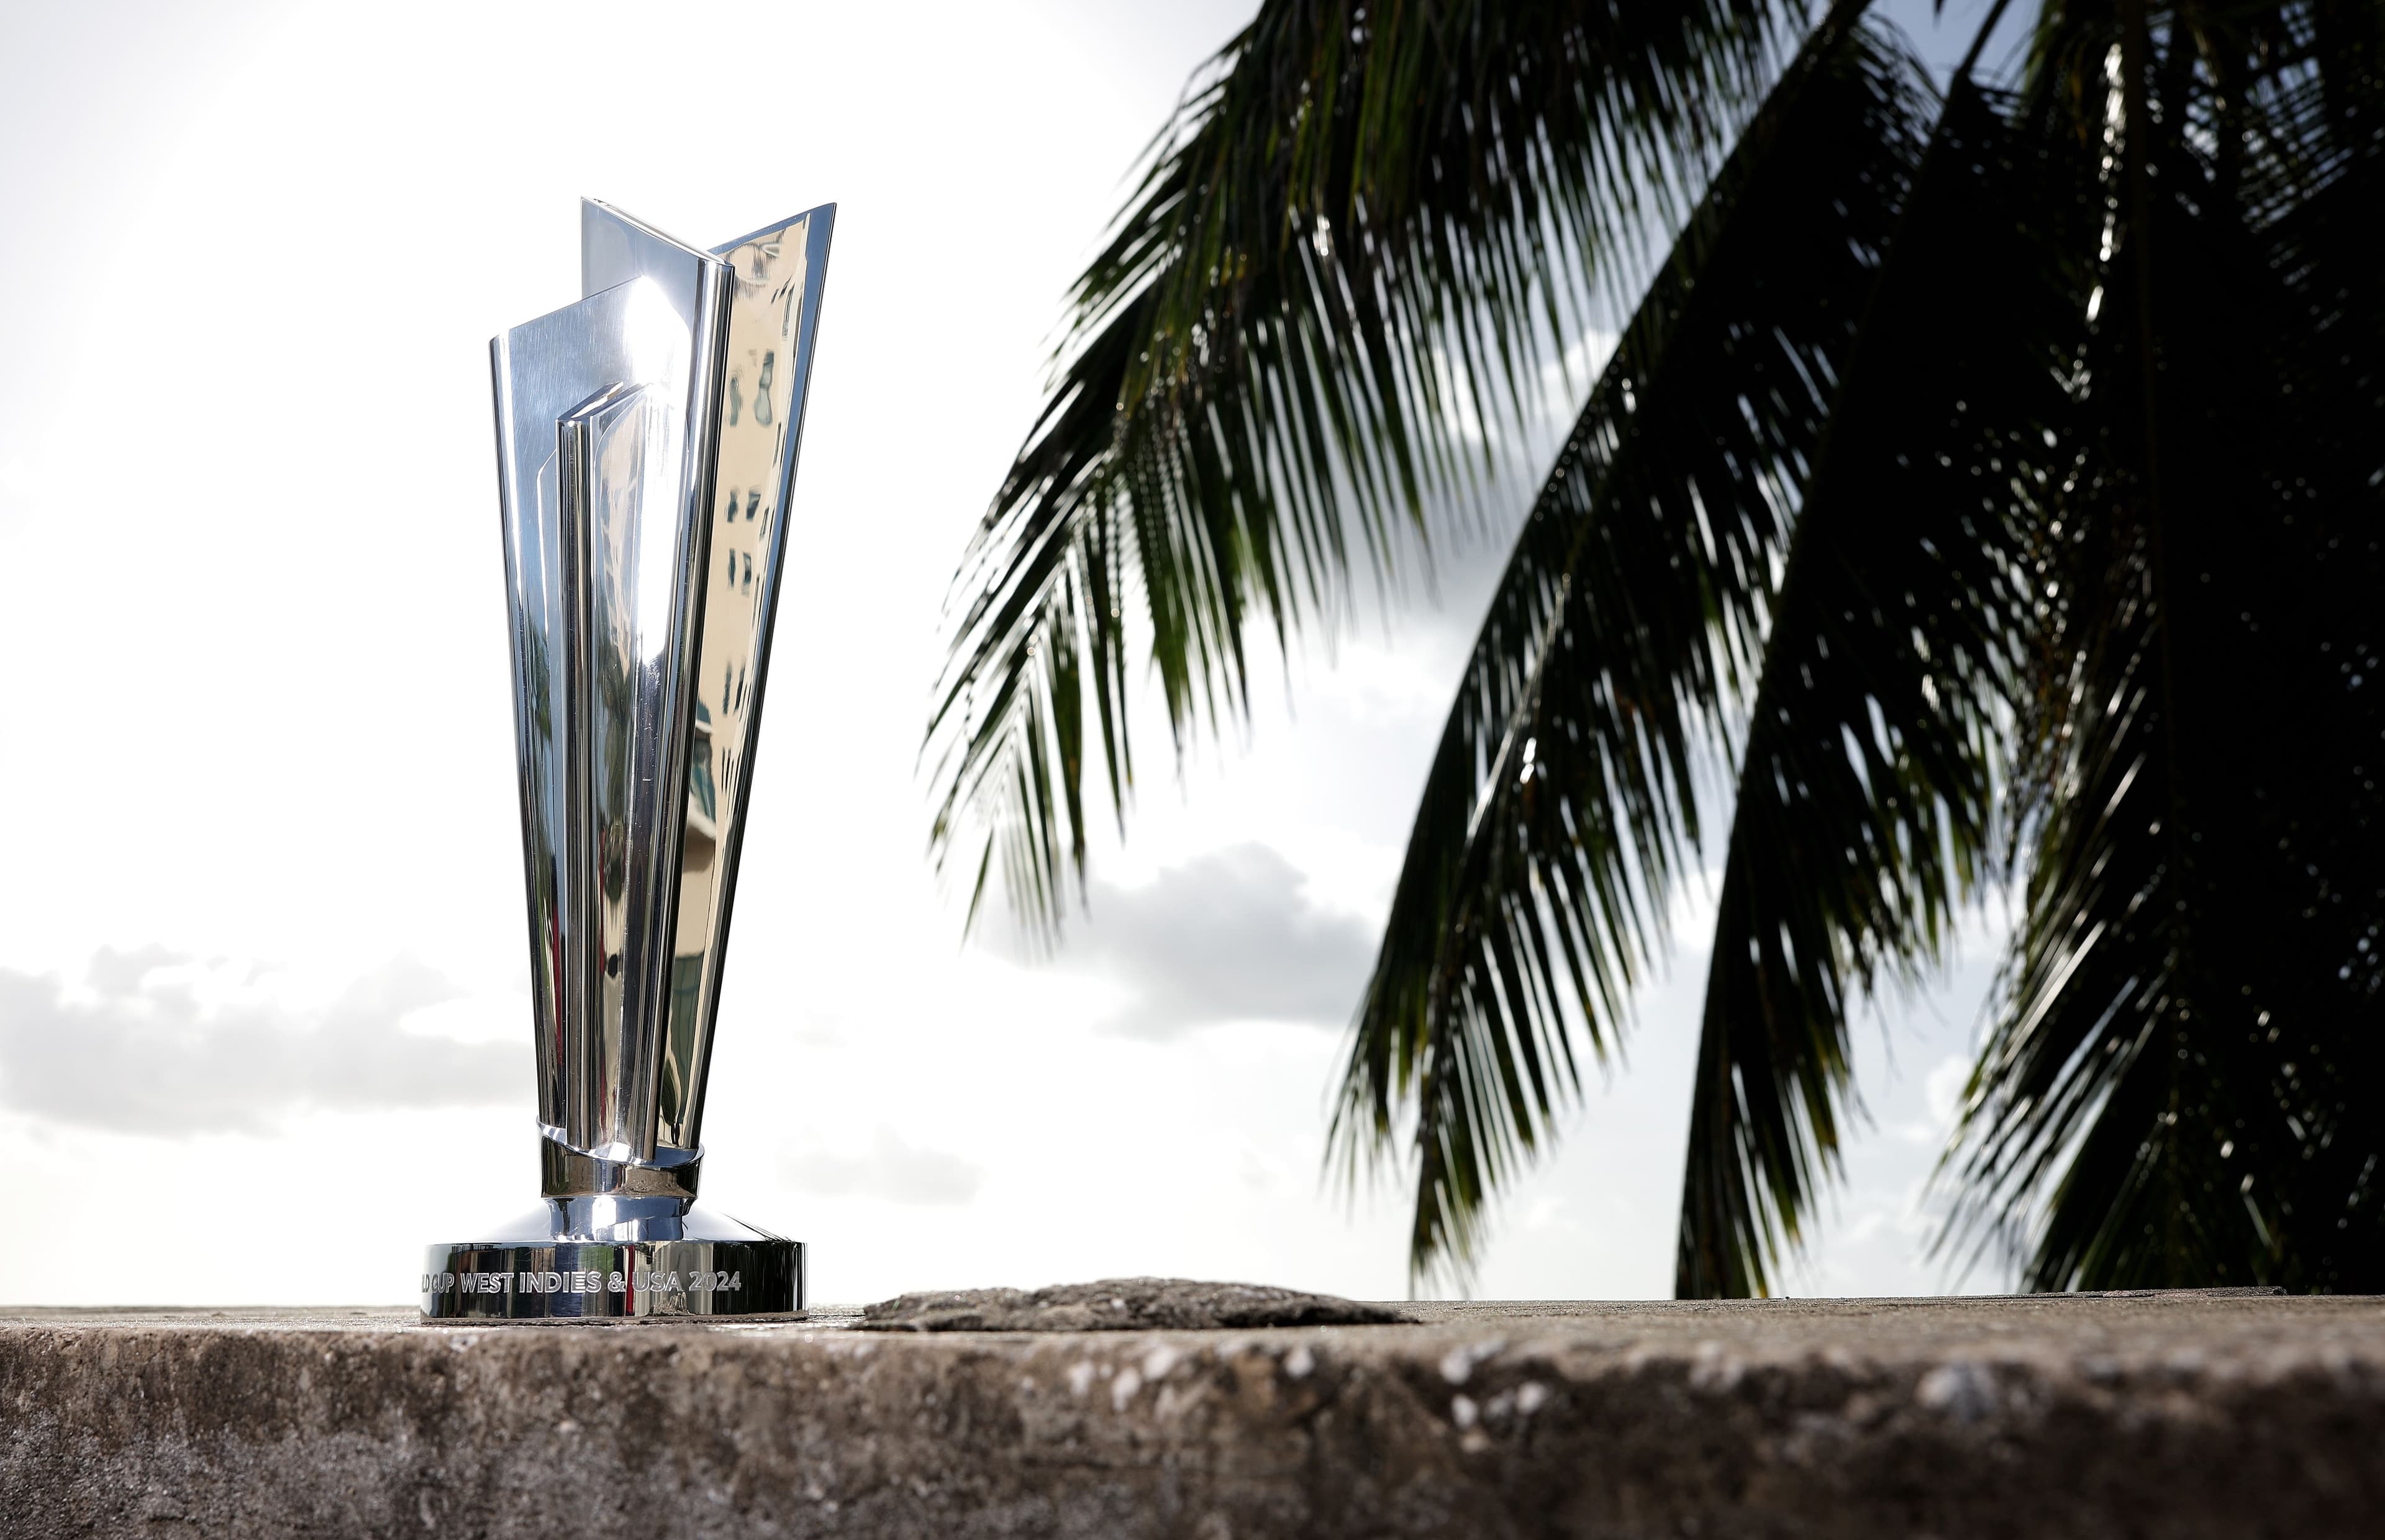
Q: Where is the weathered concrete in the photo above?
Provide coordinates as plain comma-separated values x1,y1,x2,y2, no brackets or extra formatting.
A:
4,1290,2381,1538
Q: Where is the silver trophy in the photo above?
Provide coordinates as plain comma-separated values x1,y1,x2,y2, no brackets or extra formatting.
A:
422,200,833,1319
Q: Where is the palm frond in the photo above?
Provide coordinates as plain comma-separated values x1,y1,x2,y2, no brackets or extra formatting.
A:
1676,76,2090,1297
1329,7,1928,1292
929,0,1807,938
1945,1,2385,1290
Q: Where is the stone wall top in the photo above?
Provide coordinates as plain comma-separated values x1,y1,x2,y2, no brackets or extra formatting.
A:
4,1291,2378,1538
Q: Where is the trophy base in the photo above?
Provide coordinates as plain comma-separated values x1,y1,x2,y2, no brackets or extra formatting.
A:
422,1203,803,1321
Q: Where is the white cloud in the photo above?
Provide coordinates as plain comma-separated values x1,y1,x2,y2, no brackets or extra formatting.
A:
783,1128,985,1207
0,951,517,1137
1925,1051,1974,1125
996,843,1378,1038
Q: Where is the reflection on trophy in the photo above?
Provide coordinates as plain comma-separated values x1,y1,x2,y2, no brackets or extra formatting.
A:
422,200,833,1319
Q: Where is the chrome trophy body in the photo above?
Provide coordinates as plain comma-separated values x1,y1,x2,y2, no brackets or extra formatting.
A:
423,199,833,1320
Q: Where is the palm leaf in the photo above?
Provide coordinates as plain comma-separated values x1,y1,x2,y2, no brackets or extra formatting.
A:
1676,73,2089,1297
929,0,1806,938
1330,6,1931,1292
1945,2,2385,1289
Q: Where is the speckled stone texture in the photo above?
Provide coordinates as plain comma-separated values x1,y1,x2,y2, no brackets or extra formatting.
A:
857,1277,1411,1331
3,1292,2380,1538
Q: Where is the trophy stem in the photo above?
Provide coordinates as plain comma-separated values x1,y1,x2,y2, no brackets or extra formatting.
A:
540,1127,702,1200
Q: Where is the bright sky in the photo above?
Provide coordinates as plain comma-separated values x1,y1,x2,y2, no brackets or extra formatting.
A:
0,0,2017,1307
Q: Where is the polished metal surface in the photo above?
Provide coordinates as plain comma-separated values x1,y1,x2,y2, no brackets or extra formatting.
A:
438,198,834,1320
422,1225,801,1321
661,205,834,1153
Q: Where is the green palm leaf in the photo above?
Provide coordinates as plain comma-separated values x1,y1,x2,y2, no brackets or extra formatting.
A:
1329,6,1933,1292
1676,75,2089,1297
928,0,1804,936
1944,2,2385,1289
939,0,2385,1302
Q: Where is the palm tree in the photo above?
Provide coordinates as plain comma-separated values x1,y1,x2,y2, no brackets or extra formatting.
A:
928,0,2385,1296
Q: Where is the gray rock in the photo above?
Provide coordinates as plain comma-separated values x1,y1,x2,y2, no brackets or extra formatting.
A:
857,1275,1411,1331
4,1292,2383,1538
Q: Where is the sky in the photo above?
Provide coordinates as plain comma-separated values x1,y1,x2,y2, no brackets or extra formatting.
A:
0,0,2027,1307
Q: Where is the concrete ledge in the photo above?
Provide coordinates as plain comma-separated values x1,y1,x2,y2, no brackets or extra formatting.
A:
4,1293,2381,1537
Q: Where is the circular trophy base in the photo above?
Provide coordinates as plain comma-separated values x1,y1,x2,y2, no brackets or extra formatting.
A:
422,1207,803,1321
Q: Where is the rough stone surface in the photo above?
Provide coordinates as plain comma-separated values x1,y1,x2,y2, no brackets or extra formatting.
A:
4,1292,2383,1538
857,1276,1411,1331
